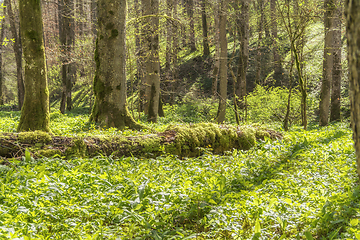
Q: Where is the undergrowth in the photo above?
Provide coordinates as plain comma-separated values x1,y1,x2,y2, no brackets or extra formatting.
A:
0,113,359,239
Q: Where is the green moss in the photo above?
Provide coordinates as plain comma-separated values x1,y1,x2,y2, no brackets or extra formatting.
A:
105,23,114,30
65,137,87,158
109,10,114,15
140,135,162,153
110,29,118,38
18,131,52,144
38,149,62,158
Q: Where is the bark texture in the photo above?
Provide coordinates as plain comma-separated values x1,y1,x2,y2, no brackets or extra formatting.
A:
186,0,196,52
0,18,5,105
142,0,161,123
90,0,141,129
271,0,283,86
5,0,25,110
319,0,335,126
235,0,250,109
347,0,360,180
201,0,210,57
330,4,342,122
216,0,228,123
18,0,50,132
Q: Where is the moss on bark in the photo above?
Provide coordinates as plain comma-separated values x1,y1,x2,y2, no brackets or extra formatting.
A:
17,0,50,132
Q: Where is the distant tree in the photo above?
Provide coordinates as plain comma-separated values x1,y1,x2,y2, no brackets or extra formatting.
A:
347,0,360,180
319,0,335,126
255,0,264,85
17,0,50,132
270,0,283,86
4,0,24,110
186,0,197,52
90,0,141,129
216,0,228,123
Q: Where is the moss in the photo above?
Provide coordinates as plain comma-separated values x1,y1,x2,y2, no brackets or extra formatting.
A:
237,127,257,150
18,131,52,144
38,149,62,158
110,29,118,39
105,23,114,30
140,135,162,153
109,10,114,15
65,137,87,158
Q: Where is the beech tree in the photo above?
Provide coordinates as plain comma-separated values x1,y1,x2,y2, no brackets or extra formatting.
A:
347,0,360,180
17,0,50,132
90,0,141,129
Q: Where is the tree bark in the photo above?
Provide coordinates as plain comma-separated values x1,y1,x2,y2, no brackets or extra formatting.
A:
90,0,141,129
5,0,25,110
201,0,210,57
347,0,360,181
59,0,75,113
216,0,228,123
235,0,250,109
17,0,50,132
319,0,335,126
142,0,161,123
255,0,264,85
186,0,197,52
0,17,5,105
330,3,341,122
270,0,283,86
212,0,220,96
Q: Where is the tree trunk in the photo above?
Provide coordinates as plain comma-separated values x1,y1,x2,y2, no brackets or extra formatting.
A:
5,0,25,110
270,0,283,86
165,0,172,72
212,0,220,96
91,0,97,37
330,3,341,122
141,0,160,123
319,0,335,126
17,0,50,132
186,0,197,52
235,0,250,110
0,17,5,105
255,0,264,85
216,0,228,123
347,0,360,181
90,0,141,130
201,0,210,57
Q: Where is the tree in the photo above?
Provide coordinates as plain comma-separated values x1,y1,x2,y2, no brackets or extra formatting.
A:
216,0,228,123
17,0,50,132
186,0,196,52
270,0,283,86
4,0,25,110
59,0,75,113
235,0,250,110
90,0,141,129
330,3,342,122
347,0,360,180
142,0,161,123
319,0,335,126
201,0,210,57
0,16,5,105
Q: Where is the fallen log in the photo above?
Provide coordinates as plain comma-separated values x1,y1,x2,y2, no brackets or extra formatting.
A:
0,123,282,159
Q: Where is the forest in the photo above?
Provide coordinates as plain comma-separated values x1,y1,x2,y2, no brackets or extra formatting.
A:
1,0,360,239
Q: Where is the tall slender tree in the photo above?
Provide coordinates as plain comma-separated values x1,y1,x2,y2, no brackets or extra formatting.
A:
201,0,210,57
142,0,161,123
271,0,283,86
0,17,5,105
330,3,342,122
319,0,335,126
90,0,141,129
5,0,25,110
216,0,228,123
186,0,196,52
18,0,50,132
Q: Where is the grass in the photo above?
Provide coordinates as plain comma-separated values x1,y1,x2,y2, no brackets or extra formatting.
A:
0,109,359,239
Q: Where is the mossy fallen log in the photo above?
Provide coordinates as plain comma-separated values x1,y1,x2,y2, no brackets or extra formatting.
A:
0,123,282,159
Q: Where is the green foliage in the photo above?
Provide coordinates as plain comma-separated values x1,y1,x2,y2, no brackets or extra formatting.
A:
0,119,358,239
247,85,302,124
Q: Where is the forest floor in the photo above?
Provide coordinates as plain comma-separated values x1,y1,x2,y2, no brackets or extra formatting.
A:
0,109,359,239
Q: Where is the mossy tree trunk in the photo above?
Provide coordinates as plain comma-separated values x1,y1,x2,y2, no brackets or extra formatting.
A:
347,0,360,181
270,0,283,86
90,0,141,130
0,17,5,106
5,0,25,110
216,0,228,123
17,0,50,132
142,0,160,123
186,0,197,52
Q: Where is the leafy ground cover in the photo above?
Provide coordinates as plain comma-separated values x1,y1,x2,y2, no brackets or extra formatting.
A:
0,110,359,239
